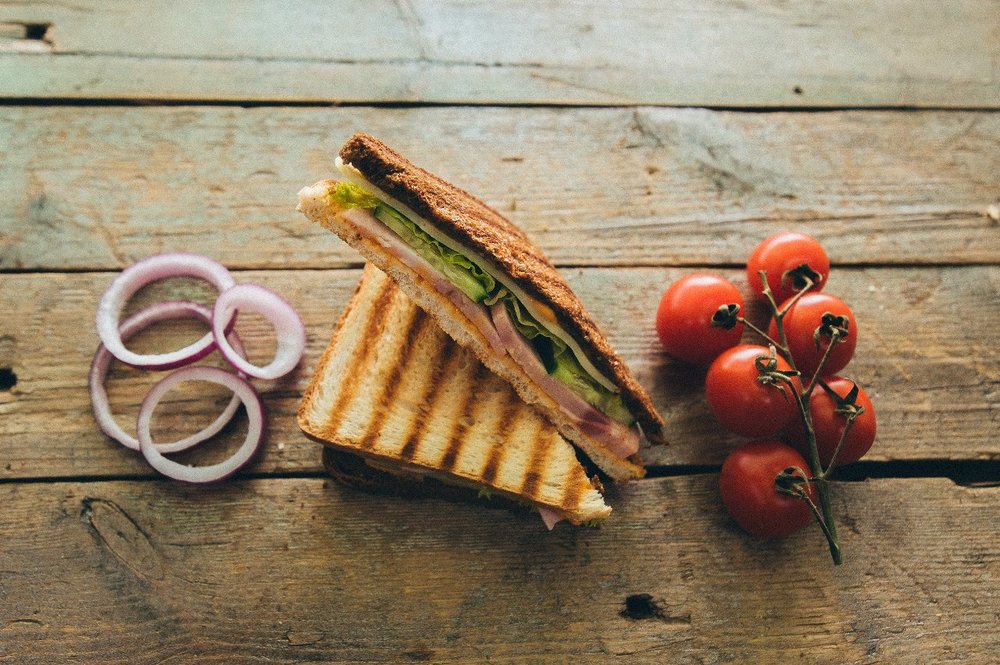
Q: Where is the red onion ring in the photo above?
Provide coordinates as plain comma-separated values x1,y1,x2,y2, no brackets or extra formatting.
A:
212,283,306,380
137,366,265,483
96,253,236,369
89,301,248,453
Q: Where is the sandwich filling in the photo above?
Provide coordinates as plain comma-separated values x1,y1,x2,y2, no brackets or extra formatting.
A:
326,176,641,459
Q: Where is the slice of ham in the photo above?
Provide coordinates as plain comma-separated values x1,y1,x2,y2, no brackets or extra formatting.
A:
340,206,504,354
538,506,564,530
336,197,639,461
490,302,640,459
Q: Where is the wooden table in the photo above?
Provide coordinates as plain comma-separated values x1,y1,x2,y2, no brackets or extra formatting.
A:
2,2,998,662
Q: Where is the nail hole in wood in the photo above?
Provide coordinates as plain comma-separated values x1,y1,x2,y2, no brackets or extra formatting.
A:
0,368,16,391
24,23,51,40
1,22,51,41
620,593,664,621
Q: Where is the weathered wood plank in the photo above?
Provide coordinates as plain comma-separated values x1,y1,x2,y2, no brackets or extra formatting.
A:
1,107,998,271
1,1,997,106
1,266,996,480
0,475,996,663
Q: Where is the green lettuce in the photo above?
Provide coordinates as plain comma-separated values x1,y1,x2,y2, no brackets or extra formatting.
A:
331,181,633,425
499,293,633,425
332,181,380,209
333,182,495,302
548,345,634,424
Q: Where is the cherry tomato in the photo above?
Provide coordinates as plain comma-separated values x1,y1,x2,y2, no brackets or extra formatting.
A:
769,292,857,378
719,440,816,538
747,232,830,304
787,376,876,467
656,274,745,365
705,344,799,438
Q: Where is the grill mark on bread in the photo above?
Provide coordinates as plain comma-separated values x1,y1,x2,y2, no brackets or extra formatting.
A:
358,305,429,450
481,394,522,486
318,278,395,440
439,361,487,472
398,338,456,462
296,267,371,425
338,133,664,438
560,467,583,512
518,417,548,499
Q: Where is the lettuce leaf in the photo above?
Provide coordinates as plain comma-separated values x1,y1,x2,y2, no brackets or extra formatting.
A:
503,296,566,372
548,346,634,424
332,181,379,209
333,183,495,302
500,296,634,425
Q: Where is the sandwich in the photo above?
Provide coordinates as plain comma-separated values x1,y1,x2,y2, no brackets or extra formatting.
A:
297,134,664,481
298,264,612,527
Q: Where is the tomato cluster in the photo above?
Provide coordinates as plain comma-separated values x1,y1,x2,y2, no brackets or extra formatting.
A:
656,232,876,549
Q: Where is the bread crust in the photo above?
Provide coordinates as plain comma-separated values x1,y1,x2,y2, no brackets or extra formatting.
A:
320,447,607,524
338,133,664,440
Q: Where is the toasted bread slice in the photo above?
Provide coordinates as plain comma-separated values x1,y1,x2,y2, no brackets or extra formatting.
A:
298,265,611,525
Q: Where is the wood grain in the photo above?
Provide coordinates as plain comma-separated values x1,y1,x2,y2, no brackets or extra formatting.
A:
1,1,997,106
1,266,996,480
1,1,995,659
2,106,998,272
0,475,996,664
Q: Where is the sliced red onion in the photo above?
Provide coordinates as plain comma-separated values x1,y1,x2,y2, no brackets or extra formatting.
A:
96,253,236,369
89,301,247,453
212,283,306,380
137,366,265,483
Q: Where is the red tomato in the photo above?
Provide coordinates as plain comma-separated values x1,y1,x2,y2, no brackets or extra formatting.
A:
747,232,830,304
705,344,799,438
719,440,816,538
787,377,877,467
656,274,745,365
769,293,857,377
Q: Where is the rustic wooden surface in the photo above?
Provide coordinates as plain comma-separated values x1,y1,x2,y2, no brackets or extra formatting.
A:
1,1,998,663
1,476,997,664
2,266,998,479
3,107,999,271
1,1,997,106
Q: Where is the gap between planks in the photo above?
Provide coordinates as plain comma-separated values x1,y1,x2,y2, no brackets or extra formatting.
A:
1,98,1000,112
5,262,1000,277
3,460,997,488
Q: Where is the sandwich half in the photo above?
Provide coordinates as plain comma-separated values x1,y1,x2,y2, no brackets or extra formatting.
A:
298,264,612,527
298,134,664,481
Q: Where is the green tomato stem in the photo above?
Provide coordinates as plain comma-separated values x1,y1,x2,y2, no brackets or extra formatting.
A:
758,270,814,371
762,271,842,566
757,271,794,369
803,328,843,399
821,410,861,478
790,481,841,563
770,371,843,566
736,317,784,353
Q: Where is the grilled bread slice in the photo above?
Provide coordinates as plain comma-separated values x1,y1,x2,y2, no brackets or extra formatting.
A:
298,264,611,525
297,134,664,481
